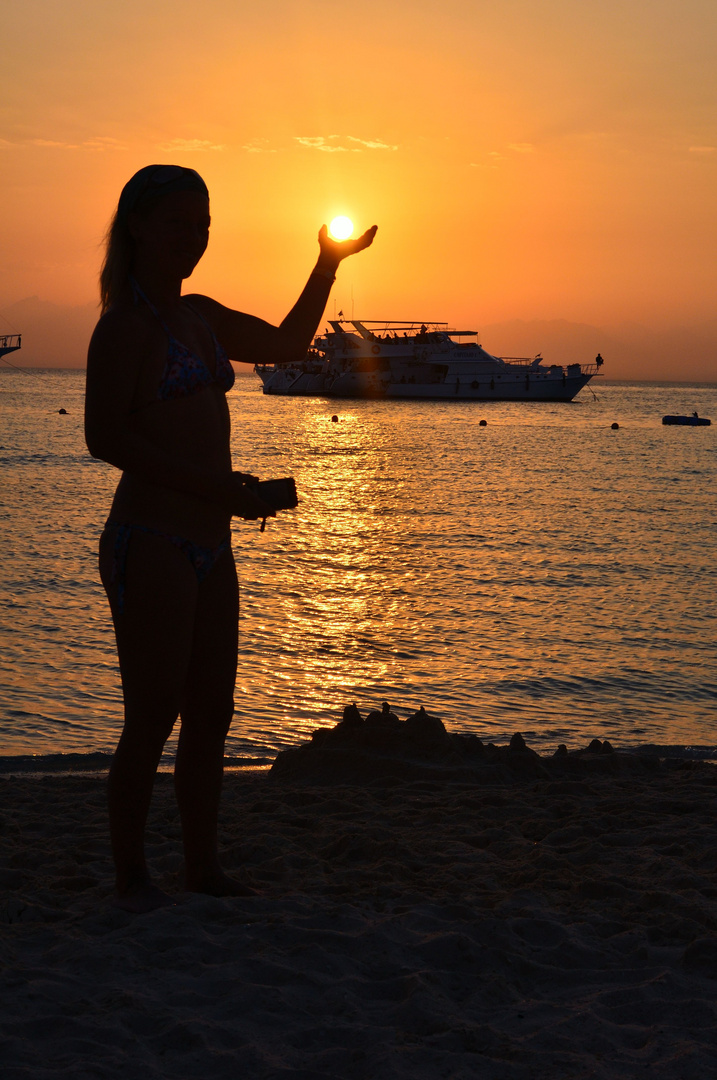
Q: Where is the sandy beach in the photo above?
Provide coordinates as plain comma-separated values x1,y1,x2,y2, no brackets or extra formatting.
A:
2,724,717,1079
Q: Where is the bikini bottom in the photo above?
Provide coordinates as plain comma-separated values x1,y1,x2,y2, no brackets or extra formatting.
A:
104,519,231,615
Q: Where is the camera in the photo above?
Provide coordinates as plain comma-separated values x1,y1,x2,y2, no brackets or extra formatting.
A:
245,477,298,530
251,477,298,511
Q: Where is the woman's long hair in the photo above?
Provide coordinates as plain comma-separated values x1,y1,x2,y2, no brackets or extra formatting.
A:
99,210,133,314
98,165,208,314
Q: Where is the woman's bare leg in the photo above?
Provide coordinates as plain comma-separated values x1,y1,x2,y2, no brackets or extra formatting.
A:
101,528,198,912
174,547,253,894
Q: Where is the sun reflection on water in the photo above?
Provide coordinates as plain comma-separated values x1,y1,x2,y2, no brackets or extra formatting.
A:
236,406,433,743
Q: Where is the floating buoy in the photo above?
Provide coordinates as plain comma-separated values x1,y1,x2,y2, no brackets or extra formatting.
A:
331,414,339,423
611,422,619,430
58,408,67,415
479,419,487,427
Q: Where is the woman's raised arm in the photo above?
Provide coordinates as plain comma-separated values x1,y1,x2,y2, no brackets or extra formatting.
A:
186,224,377,366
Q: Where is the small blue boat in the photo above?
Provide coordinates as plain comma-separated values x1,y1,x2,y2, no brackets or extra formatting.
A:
662,413,711,427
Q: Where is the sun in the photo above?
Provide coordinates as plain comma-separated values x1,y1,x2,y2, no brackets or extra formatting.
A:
329,215,354,241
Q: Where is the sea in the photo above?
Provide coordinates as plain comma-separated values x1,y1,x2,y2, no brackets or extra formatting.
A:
1,368,716,771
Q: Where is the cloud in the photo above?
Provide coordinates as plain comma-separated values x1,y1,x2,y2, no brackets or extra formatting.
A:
472,145,533,169
82,137,127,151
242,139,278,153
469,151,503,170
688,146,716,154
23,137,127,151
346,136,398,151
158,138,225,152
295,135,397,153
295,136,358,153
470,152,502,170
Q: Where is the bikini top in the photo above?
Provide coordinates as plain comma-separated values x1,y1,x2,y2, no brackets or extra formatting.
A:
131,278,235,402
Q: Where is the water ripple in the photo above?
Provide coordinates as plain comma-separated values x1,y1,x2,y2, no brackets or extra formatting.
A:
1,370,715,758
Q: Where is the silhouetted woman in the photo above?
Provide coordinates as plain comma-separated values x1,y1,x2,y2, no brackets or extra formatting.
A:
85,164,376,911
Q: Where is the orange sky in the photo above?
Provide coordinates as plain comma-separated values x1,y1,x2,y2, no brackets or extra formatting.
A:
2,0,716,372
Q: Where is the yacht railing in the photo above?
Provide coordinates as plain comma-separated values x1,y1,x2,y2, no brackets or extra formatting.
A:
499,356,602,375
0,334,22,353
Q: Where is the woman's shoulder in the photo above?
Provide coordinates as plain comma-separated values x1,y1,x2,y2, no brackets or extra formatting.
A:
89,300,161,356
181,293,226,320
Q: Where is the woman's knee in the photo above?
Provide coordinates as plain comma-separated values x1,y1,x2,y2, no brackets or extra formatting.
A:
214,700,235,739
123,697,180,746
180,698,235,741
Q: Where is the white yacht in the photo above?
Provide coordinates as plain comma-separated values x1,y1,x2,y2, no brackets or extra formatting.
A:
255,320,603,401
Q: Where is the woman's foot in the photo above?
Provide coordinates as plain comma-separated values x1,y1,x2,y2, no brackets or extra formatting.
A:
114,881,176,913
185,868,258,897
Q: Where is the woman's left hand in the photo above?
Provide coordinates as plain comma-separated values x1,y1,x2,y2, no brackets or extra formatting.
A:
317,224,378,269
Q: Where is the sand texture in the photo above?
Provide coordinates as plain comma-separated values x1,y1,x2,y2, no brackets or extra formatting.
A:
2,729,717,1078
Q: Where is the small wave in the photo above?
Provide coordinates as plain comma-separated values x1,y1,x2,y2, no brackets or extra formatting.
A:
489,673,717,703
0,751,114,775
0,750,273,775
0,452,94,468
629,744,717,761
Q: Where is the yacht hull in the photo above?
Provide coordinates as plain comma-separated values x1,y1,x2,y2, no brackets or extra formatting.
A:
258,369,594,402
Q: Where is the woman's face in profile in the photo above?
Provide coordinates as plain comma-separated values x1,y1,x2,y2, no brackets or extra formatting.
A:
130,190,211,280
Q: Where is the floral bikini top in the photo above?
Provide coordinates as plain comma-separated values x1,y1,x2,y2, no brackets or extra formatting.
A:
131,278,235,401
